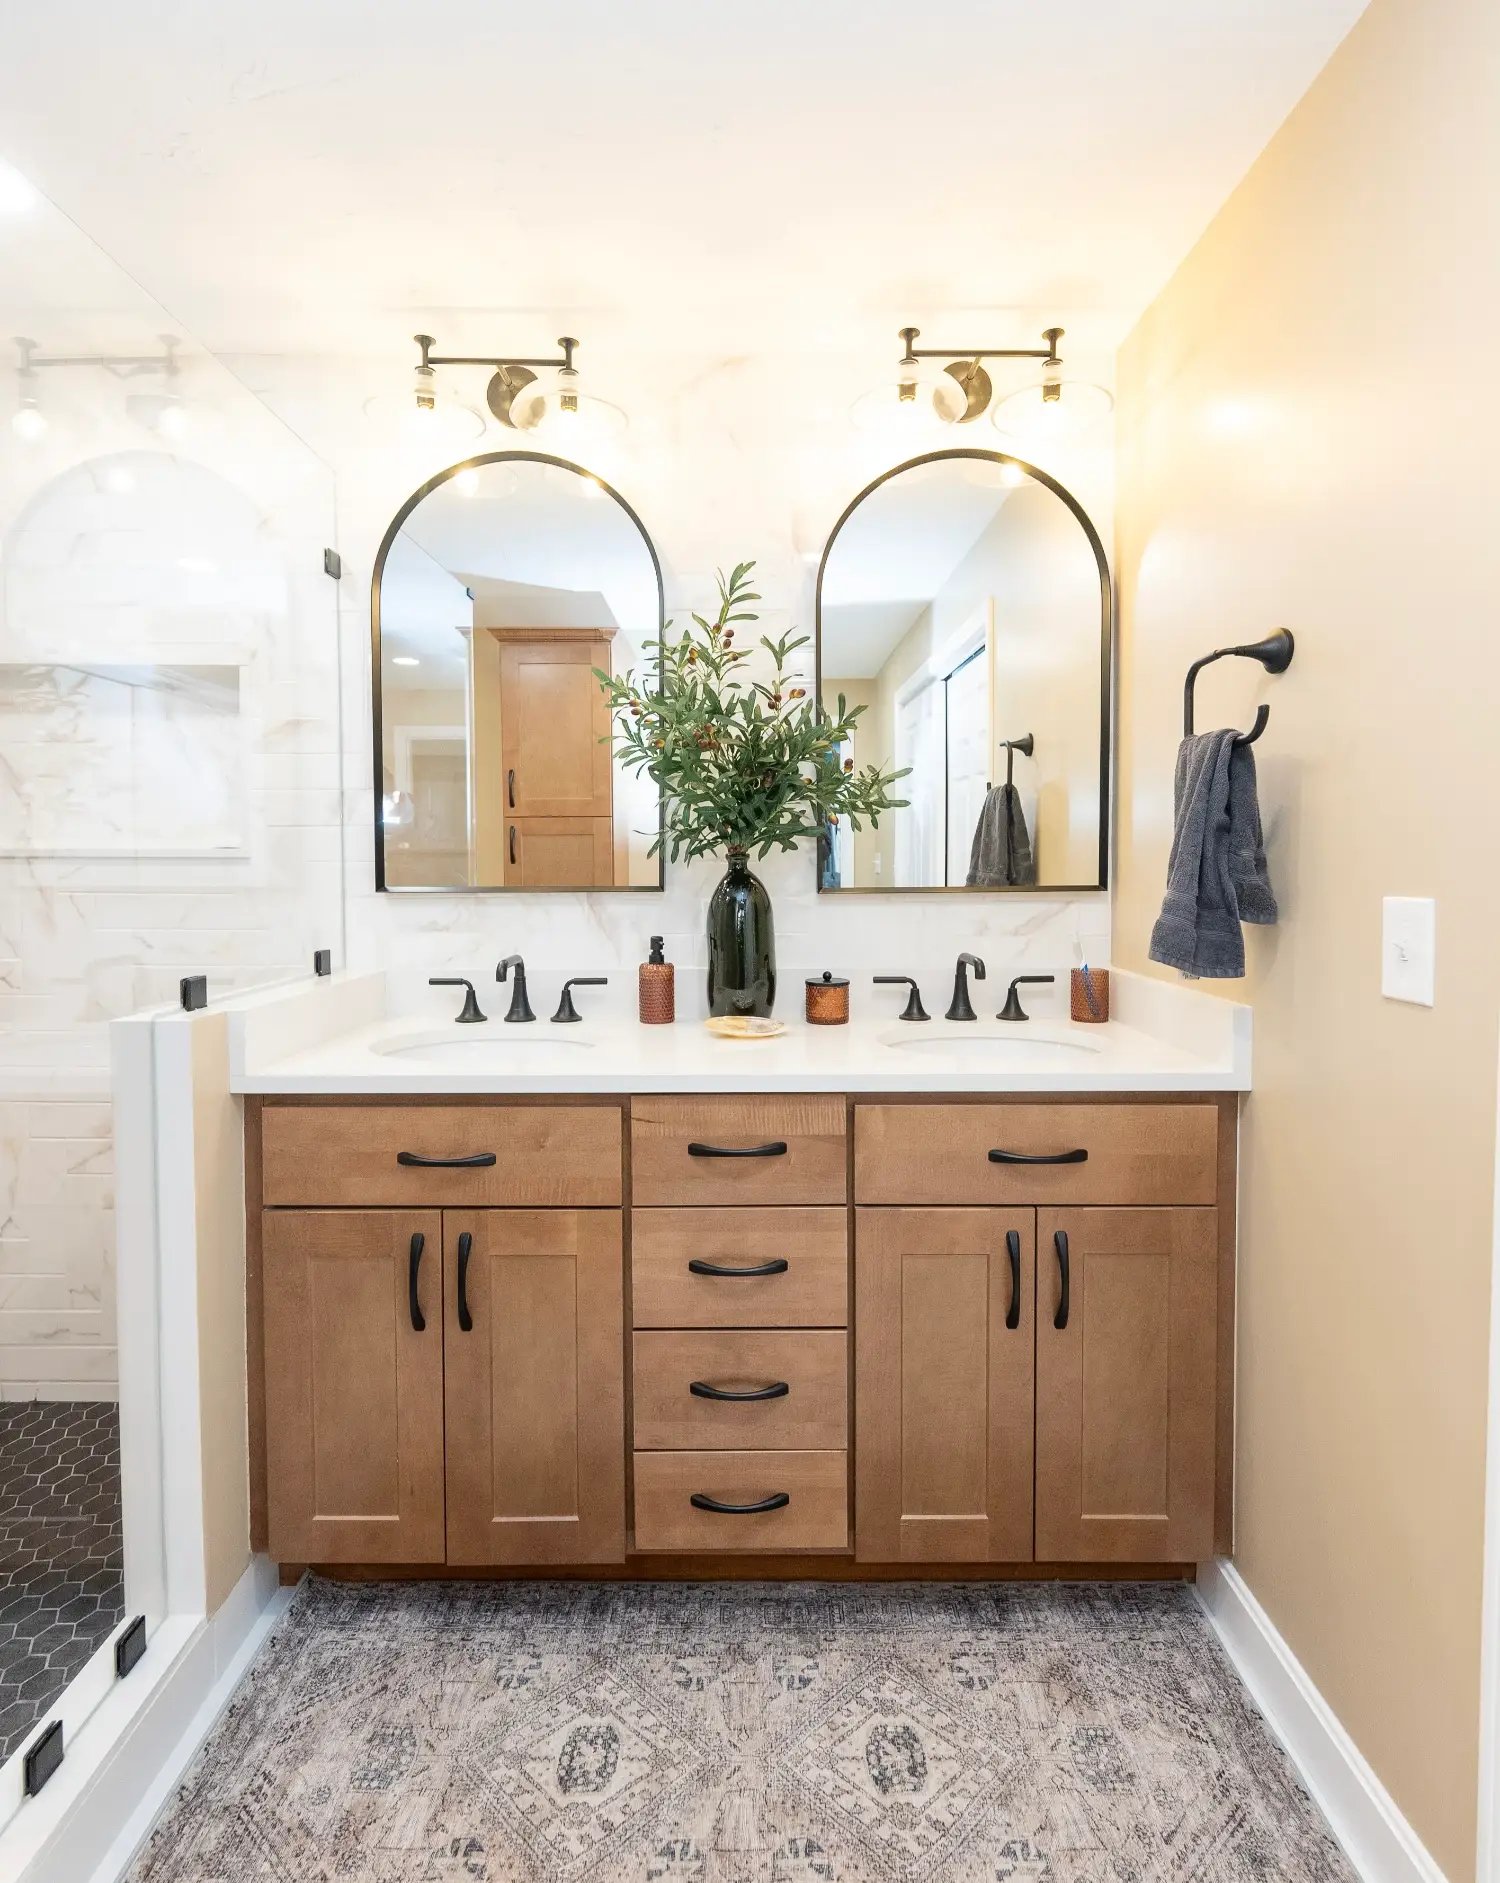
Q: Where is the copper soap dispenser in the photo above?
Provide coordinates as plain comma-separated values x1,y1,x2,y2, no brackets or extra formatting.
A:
639,935,675,1024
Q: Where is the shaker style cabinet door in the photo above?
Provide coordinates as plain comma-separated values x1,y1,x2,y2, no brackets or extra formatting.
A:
262,1210,446,1564
855,1208,1035,1562
444,1211,625,1565
1035,1207,1217,1562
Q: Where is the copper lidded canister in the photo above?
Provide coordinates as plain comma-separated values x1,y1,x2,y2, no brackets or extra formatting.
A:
805,970,850,1025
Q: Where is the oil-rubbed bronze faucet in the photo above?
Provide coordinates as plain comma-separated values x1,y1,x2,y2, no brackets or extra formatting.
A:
946,953,986,1021
495,955,536,1022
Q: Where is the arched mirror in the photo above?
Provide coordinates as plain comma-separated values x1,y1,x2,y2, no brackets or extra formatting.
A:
816,449,1111,892
373,452,664,890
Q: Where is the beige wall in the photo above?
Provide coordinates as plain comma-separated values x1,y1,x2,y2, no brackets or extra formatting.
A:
1112,0,1500,1872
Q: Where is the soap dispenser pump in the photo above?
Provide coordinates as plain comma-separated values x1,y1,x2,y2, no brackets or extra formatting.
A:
639,935,675,1025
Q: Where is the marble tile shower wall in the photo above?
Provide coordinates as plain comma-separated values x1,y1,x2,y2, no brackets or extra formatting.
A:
0,224,342,1396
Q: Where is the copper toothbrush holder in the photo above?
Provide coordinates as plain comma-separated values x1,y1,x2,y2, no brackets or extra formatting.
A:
806,971,850,1025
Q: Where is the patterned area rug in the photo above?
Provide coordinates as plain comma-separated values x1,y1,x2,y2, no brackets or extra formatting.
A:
129,1578,1353,1883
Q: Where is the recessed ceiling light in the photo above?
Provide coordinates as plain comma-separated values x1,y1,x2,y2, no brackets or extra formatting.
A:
103,466,136,493
453,468,480,496
391,655,420,666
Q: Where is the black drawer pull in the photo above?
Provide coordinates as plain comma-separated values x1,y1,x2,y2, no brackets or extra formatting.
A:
456,1230,474,1333
988,1146,1088,1166
688,1257,790,1277
507,767,516,809
687,1140,789,1159
397,1150,497,1168
690,1380,790,1401
509,824,517,865
1053,1230,1070,1330
690,1491,791,1514
408,1232,426,1332
1005,1229,1021,1331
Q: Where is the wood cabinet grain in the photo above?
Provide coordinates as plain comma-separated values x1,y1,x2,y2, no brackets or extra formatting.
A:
443,1210,625,1565
631,1207,848,1327
854,1207,1035,1562
1034,1206,1217,1562
631,1097,847,1205
633,1329,847,1450
263,1210,445,1564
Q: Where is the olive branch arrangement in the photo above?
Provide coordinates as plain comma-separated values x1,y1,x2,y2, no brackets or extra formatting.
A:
594,561,908,863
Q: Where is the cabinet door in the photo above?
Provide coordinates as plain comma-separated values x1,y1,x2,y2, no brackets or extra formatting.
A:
1035,1207,1217,1562
444,1210,625,1564
506,816,614,887
263,1210,445,1564
499,637,614,819
855,1208,1034,1562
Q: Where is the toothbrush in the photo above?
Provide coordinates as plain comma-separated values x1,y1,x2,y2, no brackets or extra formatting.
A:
1080,957,1102,1020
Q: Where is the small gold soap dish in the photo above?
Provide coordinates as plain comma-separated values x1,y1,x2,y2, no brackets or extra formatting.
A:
705,1015,787,1040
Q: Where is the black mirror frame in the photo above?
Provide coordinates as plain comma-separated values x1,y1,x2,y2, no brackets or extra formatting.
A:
813,446,1114,894
371,449,666,894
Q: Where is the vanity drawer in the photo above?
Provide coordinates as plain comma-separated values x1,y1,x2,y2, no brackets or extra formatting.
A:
632,1208,848,1327
261,1104,622,1208
632,1449,848,1552
633,1330,847,1450
631,1098,847,1205
855,1104,1218,1206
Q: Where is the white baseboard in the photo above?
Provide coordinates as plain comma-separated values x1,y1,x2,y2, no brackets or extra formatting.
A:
6,1555,291,1883
1197,1558,1449,1883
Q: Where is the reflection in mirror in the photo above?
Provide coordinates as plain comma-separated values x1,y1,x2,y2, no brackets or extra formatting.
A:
374,454,663,890
816,451,1110,891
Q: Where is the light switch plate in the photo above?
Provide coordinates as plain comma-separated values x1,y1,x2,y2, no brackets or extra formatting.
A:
1382,896,1435,1006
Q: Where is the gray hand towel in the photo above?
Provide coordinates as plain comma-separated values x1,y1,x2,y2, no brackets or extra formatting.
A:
966,782,1035,887
1148,730,1276,979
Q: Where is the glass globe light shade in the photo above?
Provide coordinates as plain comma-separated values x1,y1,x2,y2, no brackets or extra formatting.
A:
992,371,1113,443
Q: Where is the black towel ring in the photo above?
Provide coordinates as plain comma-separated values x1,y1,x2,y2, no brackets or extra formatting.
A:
991,732,1033,791
1183,630,1294,746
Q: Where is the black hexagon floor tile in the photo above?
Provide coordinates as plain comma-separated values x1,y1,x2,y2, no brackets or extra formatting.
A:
0,1402,122,1763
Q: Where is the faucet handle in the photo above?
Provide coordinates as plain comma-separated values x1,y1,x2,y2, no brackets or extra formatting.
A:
873,975,930,1023
430,977,487,1024
998,974,1055,1023
552,976,607,1023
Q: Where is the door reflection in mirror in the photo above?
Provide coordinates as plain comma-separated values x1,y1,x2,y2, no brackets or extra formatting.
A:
373,454,664,891
816,451,1110,891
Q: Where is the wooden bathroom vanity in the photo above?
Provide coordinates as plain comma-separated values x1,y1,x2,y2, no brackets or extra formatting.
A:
246,1087,1236,1578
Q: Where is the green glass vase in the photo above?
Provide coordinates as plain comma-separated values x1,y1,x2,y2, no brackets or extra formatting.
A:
706,849,776,1017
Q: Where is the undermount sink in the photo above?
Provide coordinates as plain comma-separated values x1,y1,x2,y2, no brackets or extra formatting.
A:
373,1028,595,1064
878,1028,1103,1057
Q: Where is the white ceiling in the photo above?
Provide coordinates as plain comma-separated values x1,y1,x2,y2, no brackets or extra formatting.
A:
0,0,1367,366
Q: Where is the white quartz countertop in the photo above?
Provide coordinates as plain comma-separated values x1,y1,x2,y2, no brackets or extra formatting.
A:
225,969,1250,1095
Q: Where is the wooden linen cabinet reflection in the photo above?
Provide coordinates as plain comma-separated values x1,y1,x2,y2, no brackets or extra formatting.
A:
469,627,616,886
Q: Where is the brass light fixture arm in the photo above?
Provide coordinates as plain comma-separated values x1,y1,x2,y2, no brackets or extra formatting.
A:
13,333,183,380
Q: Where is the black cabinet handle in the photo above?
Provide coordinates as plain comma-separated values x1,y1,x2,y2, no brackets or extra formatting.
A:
988,1147,1088,1166
687,1140,788,1159
397,1150,497,1168
408,1233,426,1332
690,1380,790,1401
509,825,517,866
1053,1230,1070,1330
1005,1229,1021,1331
456,1231,474,1333
507,768,515,809
688,1257,790,1277
690,1491,791,1514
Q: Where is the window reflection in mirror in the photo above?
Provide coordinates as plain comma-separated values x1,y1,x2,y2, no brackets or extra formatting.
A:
373,455,663,890
816,451,1110,891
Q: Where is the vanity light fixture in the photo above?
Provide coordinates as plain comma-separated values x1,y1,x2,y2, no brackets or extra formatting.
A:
407,333,626,441
855,325,1111,441
854,326,1064,433
12,334,195,440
